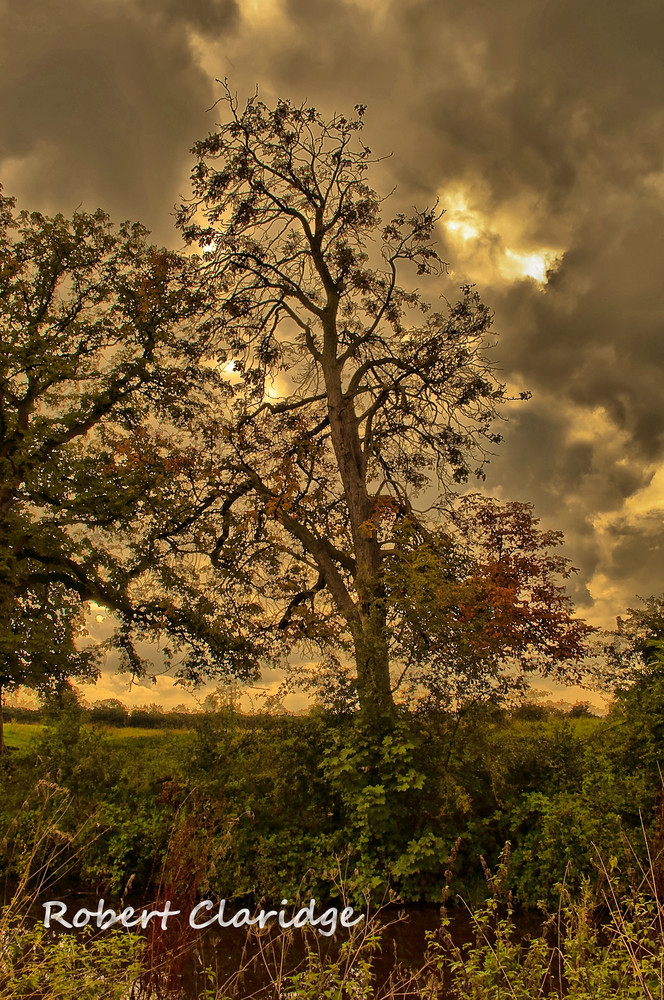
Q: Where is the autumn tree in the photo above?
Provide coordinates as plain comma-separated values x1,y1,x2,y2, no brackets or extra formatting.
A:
0,192,258,752
177,88,593,725
384,495,595,711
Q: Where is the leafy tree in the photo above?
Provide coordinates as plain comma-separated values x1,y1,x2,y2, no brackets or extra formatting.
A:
385,494,595,711
603,596,664,767
176,88,593,725
604,596,664,682
0,191,258,752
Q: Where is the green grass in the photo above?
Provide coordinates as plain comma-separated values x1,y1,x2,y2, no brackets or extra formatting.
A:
93,725,189,740
2,722,45,749
2,721,190,751
505,714,603,738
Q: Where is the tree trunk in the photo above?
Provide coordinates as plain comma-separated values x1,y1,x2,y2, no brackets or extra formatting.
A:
321,300,397,726
352,577,396,726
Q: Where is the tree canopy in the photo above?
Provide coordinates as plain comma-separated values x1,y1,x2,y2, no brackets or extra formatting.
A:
603,595,664,686
173,88,594,723
0,191,259,749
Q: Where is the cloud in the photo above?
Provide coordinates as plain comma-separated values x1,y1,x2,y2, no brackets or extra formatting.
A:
0,0,238,240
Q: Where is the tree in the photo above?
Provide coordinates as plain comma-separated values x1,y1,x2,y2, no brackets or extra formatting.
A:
601,597,664,777
600,595,664,719
0,191,258,752
604,596,664,682
176,88,592,725
384,494,595,711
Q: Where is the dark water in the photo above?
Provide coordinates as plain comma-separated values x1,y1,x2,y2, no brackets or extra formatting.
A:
139,901,472,998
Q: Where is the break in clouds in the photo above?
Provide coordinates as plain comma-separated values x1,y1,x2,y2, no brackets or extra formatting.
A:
2,0,663,704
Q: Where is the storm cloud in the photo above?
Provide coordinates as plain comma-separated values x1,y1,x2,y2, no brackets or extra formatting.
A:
0,0,238,239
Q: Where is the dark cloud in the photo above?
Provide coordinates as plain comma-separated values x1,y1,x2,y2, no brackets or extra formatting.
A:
488,193,664,466
222,0,663,220
603,514,664,602
0,0,237,240
138,0,239,37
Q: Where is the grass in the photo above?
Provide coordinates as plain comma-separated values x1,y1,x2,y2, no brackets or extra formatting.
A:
568,715,605,738
503,714,604,739
2,722,45,750
94,725,190,741
2,721,190,751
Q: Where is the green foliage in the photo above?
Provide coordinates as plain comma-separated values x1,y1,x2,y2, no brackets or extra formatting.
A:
1,693,663,911
0,713,182,892
608,667,664,783
178,712,340,900
0,923,144,1000
3,693,664,996
604,595,664,685
282,930,379,1000
429,875,664,1000
450,711,655,905
321,719,456,899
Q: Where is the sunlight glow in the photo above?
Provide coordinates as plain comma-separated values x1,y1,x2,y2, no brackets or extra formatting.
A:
443,192,483,242
446,218,481,241
441,188,562,287
238,0,284,27
263,372,290,401
501,248,557,284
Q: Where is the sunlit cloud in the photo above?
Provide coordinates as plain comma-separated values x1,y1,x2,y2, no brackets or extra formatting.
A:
623,466,664,519
565,405,617,447
237,0,285,27
441,189,562,287
500,248,558,284
442,191,484,241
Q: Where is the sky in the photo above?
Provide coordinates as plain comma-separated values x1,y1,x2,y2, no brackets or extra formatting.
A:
3,0,663,710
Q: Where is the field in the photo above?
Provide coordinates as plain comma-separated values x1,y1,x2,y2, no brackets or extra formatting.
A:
3,721,192,751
